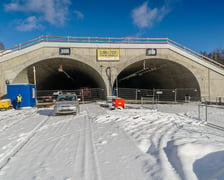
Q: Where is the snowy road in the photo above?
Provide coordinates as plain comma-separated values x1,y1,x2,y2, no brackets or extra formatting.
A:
0,103,224,180
0,107,102,180
0,104,151,180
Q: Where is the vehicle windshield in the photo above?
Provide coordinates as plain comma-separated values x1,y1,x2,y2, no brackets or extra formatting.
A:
57,95,77,101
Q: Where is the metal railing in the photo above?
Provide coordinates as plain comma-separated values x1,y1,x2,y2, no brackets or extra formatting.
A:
1,35,224,69
198,103,224,130
201,96,224,105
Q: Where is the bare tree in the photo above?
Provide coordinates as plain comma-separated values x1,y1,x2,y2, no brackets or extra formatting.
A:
0,42,4,50
201,49,224,65
209,49,224,64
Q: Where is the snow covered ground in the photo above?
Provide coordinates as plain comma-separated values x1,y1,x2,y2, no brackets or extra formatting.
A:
0,102,224,180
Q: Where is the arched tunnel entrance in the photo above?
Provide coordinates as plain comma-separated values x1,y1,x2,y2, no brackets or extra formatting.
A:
14,58,201,101
115,59,201,101
21,58,106,90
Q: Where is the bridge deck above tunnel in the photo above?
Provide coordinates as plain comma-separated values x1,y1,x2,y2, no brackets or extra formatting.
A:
1,36,224,102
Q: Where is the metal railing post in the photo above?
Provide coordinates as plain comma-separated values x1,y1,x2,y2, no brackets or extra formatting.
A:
198,104,201,120
174,88,177,102
141,97,143,108
81,89,84,103
205,102,208,123
153,89,155,101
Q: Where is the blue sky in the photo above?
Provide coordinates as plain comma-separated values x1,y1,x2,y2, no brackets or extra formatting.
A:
0,0,224,52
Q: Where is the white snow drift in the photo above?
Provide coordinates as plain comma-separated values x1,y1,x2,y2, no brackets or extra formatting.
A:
0,103,223,180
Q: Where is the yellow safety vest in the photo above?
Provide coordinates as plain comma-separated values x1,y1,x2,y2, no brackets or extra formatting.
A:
17,96,22,103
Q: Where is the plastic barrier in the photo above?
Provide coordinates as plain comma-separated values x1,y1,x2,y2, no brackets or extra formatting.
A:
0,99,12,110
112,98,125,108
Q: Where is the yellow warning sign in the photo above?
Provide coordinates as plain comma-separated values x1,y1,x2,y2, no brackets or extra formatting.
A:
97,49,120,61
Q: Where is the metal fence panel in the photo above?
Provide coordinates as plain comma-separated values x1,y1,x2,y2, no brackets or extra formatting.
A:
37,87,200,104
141,97,157,109
198,104,224,130
115,88,137,100
116,88,199,103
176,88,200,101
37,88,105,103
153,89,175,101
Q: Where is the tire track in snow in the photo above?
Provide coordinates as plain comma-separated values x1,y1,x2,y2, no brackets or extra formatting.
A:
1,109,100,179
147,116,182,179
86,111,102,180
73,118,86,178
72,112,101,180
0,112,51,170
0,110,37,133
147,118,179,155
0,109,34,121
110,110,183,179
128,117,180,179
0,113,85,179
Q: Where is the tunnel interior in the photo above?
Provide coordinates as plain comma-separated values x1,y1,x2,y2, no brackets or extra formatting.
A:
15,57,201,100
116,59,200,89
115,58,201,100
25,58,105,90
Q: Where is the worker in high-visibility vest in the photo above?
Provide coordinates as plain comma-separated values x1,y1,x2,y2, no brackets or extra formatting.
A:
16,94,22,109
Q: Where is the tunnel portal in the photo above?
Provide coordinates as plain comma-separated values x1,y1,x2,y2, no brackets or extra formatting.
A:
115,58,201,100
2,37,224,102
23,58,105,90
16,57,201,100
117,59,200,89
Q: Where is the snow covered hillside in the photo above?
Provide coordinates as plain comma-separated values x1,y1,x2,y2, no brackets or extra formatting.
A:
0,103,224,180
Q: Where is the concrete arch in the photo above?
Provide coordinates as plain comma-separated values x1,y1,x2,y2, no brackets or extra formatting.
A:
1,41,224,101
13,56,107,92
117,58,200,87
113,54,201,100
115,54,201,86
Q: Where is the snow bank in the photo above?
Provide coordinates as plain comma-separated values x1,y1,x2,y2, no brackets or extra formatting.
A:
95,106,224,180
0,103,224,180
